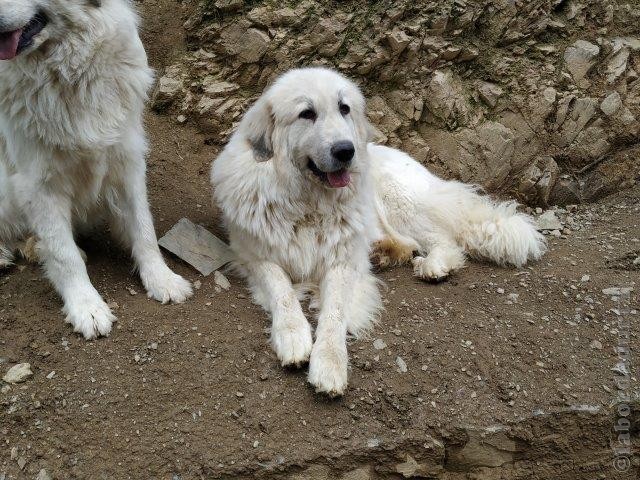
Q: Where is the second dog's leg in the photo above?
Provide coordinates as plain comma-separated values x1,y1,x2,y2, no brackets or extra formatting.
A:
412,234,466,281
110,146,192,304
247,261,313,367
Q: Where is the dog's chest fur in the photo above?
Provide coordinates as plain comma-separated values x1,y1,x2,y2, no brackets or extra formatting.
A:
225,172,375,283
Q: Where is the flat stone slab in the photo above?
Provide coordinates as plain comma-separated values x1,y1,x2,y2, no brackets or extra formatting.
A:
158,218,234,276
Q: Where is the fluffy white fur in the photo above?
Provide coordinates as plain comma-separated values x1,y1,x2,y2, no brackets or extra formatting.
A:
0,0,192,339
212,67,546,396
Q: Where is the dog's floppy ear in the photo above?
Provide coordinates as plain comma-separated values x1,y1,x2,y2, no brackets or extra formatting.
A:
243,97,274,162
353,103,377,144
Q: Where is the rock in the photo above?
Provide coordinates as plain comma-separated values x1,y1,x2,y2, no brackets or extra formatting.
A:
3,363,33,384
196,96,219,115
549,176,582,206
556,97,598,147
290,465,330,480
477,81,504,108
447,427,517,469
36,469,52,480
396,356,408,373
396,454,421,477
220,25,271,64
394,453,442,478
589,340,603,350
158,218,234,276
373,339,387,350
537,211,563,231
368,96,402,134
214,271,231,290
387,30,411,55
602,287,634,296
202,78,240,96
600,92,622,116
152,67,184,110
612,362,630,376
606,48,629,84
564,40,600,83
581,275,590,282
340,466,372,480
424,70,471,127
215,0,243,12
518,156,559,206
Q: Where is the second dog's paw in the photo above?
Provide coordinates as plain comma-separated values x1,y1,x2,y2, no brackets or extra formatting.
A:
412,256,451,282
308,341,349,397
142,265,193,304
64,294,116,340
272,320,313,368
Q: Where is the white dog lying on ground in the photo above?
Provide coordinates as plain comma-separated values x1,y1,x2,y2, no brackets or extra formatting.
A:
211,67,545,396
0,0,192,339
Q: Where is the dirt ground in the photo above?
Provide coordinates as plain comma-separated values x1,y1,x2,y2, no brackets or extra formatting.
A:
1,1,639,479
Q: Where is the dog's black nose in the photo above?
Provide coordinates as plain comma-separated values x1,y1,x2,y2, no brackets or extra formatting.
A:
331,141,355,165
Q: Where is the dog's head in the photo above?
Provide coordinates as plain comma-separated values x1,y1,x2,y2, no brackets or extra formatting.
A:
242,67,372,190
0,0,101,61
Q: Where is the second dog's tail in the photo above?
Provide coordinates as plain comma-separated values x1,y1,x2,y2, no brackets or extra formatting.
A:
442,182,547,267
428,182,547,267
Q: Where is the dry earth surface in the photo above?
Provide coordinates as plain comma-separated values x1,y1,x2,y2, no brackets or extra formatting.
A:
1,0,639,479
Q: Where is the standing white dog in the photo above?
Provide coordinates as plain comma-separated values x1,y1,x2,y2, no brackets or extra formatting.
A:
0,0,193,339
211,68,545,396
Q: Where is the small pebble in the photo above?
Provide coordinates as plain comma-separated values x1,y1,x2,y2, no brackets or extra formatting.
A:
373,339,387,350
396,356,408,373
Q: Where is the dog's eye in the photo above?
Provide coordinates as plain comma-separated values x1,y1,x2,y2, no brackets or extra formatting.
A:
339,104,350,115
299,109,317,121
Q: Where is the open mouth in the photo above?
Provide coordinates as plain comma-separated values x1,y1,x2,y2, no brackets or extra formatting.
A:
0,12,48,61
307,159,352,188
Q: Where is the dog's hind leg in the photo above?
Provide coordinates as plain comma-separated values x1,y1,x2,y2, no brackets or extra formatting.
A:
411,232,466,282
246,261,313,368
0,163,25,269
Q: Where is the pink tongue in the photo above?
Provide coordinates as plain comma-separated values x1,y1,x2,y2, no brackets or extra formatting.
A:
0,30,22,61
326,169,351,188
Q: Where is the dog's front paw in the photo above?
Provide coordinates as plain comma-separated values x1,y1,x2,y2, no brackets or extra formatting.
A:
308,341,349,397
141,264,193,304
272,318,313,367
64,293,116,340
412,255,451,282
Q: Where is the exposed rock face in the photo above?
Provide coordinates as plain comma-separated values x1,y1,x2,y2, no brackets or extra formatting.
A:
157,0,640,206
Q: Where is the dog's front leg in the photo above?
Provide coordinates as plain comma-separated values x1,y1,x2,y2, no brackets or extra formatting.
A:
247,261,313,367
16,185,114,339
111,154,192,304
307,265,357,397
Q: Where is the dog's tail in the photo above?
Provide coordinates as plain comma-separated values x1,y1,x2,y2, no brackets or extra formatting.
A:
428,182,546,267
